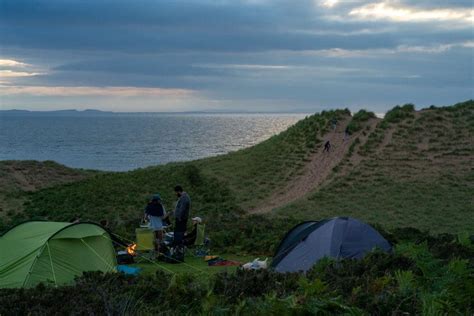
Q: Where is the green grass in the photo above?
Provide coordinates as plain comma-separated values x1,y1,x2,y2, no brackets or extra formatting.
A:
131,254,255,276
278,173,473,233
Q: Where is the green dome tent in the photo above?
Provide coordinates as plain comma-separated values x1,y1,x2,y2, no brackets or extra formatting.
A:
0,221,117,288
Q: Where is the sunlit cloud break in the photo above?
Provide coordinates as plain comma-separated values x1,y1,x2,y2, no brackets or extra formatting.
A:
0,70,40,77
349,2,473,24
196,64,291,70
320,0,339,8
0,59,29,67
0,85,195,97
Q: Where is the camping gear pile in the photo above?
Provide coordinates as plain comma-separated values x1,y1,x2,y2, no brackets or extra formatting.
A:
117,250,135,264
205,256,241,267
0,221,117,288
271,217,392,273
242,258,268,270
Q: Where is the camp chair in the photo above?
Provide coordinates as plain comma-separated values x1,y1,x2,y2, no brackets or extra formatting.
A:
135,227,154,252
189,224,210,257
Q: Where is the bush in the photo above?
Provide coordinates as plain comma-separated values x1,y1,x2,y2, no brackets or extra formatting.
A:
384,104,415,124
347,109,376,134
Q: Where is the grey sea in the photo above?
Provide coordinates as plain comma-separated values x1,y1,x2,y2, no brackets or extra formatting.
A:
0,113,306,171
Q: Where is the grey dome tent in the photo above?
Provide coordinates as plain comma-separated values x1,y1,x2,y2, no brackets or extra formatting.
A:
271,217,391,273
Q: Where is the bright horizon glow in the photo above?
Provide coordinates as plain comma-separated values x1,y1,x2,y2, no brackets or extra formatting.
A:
0,85,195,97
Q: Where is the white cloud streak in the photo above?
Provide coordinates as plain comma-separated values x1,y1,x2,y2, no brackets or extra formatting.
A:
300,41,474,57
0,70,40,77
0,85,195,97
0,59,29,67
349,2,473,25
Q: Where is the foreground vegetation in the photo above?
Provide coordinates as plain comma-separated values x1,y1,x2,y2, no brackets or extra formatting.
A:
1,229,473,315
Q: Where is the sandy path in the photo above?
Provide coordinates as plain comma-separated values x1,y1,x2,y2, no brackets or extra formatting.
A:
251,119,355,213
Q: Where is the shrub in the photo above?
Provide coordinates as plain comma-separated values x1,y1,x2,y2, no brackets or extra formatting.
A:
384,104,415,124
347,110,376,134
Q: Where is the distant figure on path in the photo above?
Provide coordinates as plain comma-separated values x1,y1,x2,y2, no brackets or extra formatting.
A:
344,126,351,141
173,185,191,248
323,140,331,152
331,118,338,131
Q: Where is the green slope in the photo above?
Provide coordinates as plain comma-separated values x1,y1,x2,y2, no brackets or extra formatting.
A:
277,101,474,233
1,101,472,253
0,160,97,220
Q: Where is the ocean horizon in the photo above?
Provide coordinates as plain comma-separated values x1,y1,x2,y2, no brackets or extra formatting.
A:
0,112,307,171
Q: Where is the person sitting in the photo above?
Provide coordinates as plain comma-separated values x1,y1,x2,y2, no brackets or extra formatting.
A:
144,194,166,257
184,217,205,246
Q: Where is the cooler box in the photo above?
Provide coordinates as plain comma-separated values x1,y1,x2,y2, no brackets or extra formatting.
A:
135,227,154,251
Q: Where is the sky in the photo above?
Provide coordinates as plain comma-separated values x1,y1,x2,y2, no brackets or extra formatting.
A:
0,0,472,113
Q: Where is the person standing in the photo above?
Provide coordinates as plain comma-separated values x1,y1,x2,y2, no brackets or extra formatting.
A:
323,140,331,153
344,126,351,141
144,194,166,257
173,185,191,248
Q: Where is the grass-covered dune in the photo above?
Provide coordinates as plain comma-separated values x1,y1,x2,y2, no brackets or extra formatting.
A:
0,101,473,253
278,101,474,233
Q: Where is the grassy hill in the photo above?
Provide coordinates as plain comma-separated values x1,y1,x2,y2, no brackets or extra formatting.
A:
277,102,474,233
0,160,98,220
1,101,473,253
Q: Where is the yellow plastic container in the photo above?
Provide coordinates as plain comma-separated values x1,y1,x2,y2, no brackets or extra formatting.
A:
135,227,154,251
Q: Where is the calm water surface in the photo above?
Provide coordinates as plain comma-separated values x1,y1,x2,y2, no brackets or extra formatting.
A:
0,113,306,171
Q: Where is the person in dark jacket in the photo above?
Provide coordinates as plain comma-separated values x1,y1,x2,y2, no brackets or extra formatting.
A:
172,185,191,247
144,194,166,255
323,140,331,152
344,126,351,141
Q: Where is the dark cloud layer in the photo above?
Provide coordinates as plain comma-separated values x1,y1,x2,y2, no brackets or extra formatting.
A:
0,0,472,112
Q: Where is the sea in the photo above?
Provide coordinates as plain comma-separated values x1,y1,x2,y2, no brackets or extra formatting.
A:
0,113,307,171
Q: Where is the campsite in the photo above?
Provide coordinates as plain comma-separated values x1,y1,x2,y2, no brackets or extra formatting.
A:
0,101,473,314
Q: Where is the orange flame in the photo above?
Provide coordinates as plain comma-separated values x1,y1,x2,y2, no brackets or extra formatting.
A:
126,243,137,256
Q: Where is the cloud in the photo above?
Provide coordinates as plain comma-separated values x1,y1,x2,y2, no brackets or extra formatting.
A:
302,41,474,57
319,0,340,8
0,70,40,77
0,85,194,97
0,0,472,112
349,2,473,25
195,64,292,70
0,59,29,67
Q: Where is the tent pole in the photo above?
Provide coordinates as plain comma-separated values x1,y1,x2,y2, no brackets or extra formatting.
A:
80,238,115,271
46,242,58,287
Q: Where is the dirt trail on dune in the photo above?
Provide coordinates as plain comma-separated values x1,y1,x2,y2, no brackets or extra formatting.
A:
251,118,358,213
